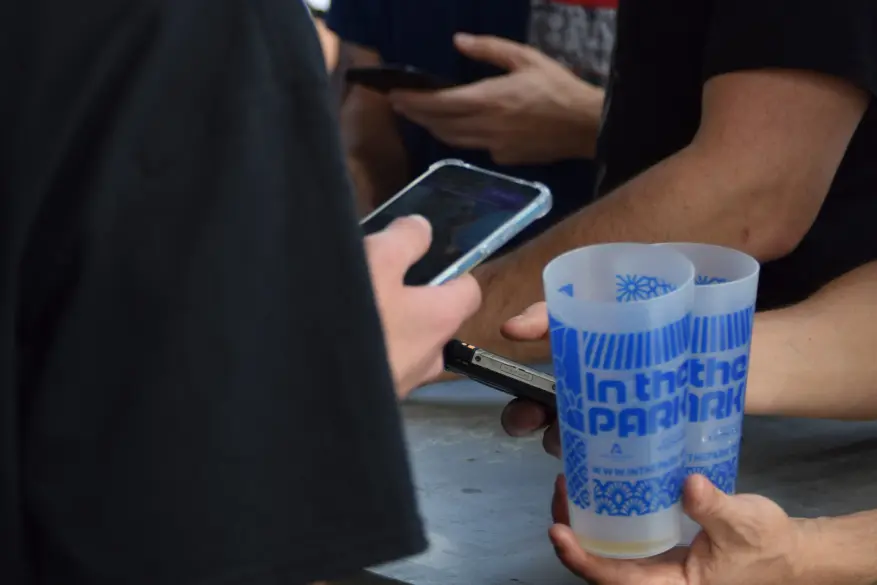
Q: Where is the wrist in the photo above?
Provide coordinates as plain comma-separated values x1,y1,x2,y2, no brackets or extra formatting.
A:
565,82,603,159
799,515,877,585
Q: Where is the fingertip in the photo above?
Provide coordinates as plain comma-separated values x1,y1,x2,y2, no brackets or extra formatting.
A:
499,316,523,340
453,32,475,47
406,214,432,235
501,302,548,338
685,474,709,498
683,474,718,517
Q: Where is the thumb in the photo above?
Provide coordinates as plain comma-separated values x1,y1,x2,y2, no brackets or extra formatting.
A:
683,474,738,543
501,302,549,341
370,215,433,276
454,33,539,71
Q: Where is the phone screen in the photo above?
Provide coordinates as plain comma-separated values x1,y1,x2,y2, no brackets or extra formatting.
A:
362,164,542,285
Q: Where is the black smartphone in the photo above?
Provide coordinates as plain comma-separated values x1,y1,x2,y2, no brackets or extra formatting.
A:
443,339,556,408
345,65,455,93
360,160,552,286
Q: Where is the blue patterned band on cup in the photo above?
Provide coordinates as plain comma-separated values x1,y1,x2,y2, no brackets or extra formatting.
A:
683,304,754,494
552,307,690,518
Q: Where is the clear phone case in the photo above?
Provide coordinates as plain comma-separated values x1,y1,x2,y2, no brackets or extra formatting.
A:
363,159,553,285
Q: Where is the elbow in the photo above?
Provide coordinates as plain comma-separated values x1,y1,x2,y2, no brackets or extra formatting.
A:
752,222,807,262
744,183,825,262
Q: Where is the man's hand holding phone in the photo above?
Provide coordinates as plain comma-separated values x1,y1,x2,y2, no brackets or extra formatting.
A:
365,215,482,397
498,301,562,455
388,34,604,165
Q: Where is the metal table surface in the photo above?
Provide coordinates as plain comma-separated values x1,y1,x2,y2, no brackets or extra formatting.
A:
363,377,877,585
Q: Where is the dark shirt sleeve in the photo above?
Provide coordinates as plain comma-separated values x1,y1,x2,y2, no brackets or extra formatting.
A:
703,0,877,96
14,1,425,584
325,0,387,53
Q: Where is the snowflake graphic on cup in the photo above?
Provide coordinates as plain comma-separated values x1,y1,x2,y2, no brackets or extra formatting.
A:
615,274,676,302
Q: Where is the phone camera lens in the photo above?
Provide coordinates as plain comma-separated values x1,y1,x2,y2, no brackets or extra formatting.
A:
552,383,556,390
474,356,481,362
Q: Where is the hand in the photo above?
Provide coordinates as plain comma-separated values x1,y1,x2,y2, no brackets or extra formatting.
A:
388,33,603,165
365,215,482,397
498,302,561,456
549,474,812,585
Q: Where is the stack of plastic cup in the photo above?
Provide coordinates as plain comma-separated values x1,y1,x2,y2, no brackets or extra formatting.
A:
655,244,760,545
544,243,696,559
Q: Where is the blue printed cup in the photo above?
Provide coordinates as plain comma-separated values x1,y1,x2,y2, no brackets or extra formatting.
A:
544,243,696,559
655,244,759,545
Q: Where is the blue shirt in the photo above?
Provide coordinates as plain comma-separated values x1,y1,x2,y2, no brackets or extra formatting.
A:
327,0,601,243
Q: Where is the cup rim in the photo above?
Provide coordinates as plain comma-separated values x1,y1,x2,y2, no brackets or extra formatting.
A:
543,243,696,306
653,243,760,289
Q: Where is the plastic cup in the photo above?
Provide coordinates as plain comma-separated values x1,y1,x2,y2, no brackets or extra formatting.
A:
544,243,696,559
655,244,759,546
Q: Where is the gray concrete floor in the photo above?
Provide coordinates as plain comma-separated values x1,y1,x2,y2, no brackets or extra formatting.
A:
361,377,877,585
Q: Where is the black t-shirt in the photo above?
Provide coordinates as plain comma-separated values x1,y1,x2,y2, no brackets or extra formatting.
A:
597,0,877,309
0,1,425,584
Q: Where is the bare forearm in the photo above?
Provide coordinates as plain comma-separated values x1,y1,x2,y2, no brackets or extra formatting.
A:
803,510,877,585
339,45,410,215
340,91,409,215
463,143,789,361
460,69,866,363
745,261,877,420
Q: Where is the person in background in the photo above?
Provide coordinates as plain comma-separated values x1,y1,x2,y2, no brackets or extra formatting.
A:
1,1,479,583
447,0,877,366
500,259,877,585
326,0,613,231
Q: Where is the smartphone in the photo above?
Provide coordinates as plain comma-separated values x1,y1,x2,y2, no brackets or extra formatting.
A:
346,65,455,93
444,339,557,408
360,159,552,285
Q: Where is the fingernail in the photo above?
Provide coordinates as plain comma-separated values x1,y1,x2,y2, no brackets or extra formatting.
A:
407,214,431,230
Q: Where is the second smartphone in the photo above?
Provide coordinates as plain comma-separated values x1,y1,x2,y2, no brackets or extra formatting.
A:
345,65,455,93
360,159,552,285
